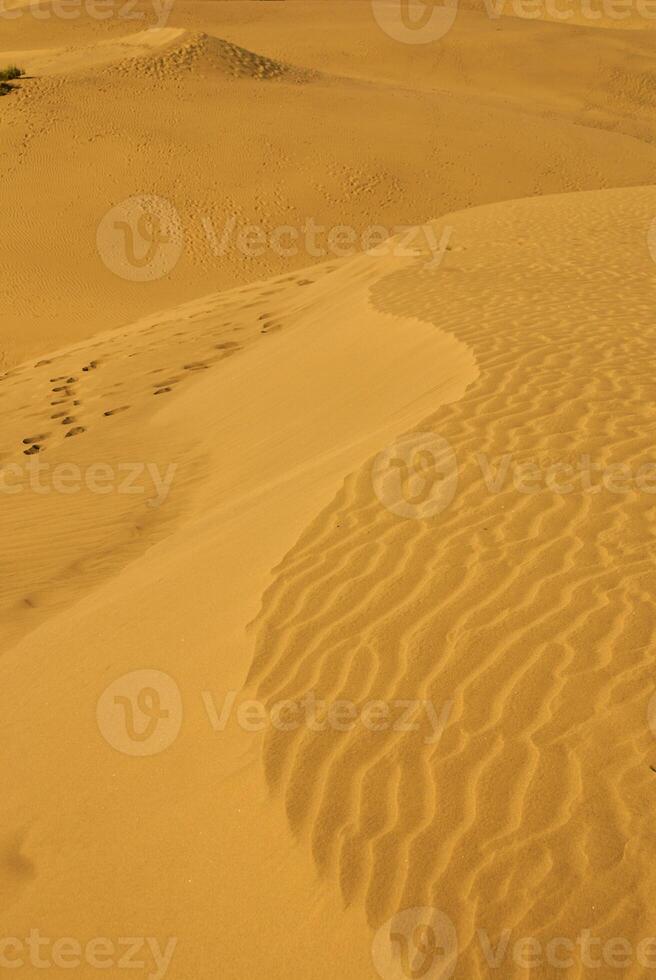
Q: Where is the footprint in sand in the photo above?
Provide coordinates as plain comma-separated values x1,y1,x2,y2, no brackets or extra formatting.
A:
103,406,130,417
64,427,86,438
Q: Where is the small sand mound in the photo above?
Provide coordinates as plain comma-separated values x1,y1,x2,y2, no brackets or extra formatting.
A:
110,32,317,84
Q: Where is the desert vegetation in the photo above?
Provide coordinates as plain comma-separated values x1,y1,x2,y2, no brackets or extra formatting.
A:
0,65,24,94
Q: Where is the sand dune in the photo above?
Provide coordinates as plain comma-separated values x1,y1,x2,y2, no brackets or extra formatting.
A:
1,27,314,81
0,236,477,980
2,184,656,977
0,246,474,652
2,4,656,367
2,1,656,978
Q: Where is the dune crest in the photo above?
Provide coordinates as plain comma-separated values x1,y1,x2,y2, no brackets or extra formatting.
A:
0,244,476,652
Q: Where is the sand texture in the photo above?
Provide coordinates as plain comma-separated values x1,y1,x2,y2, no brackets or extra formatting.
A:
1,2,656,978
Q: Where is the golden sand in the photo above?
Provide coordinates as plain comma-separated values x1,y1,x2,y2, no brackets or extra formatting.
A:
1,2,655,978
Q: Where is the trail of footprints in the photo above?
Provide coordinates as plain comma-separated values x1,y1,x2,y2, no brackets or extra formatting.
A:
0,279,308,462
20,365,93,456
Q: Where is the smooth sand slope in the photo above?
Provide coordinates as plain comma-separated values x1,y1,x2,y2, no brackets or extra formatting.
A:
2,184,656,978
0,238,477,978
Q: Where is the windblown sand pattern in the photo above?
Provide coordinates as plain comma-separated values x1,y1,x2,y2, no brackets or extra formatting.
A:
247,186,656,974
